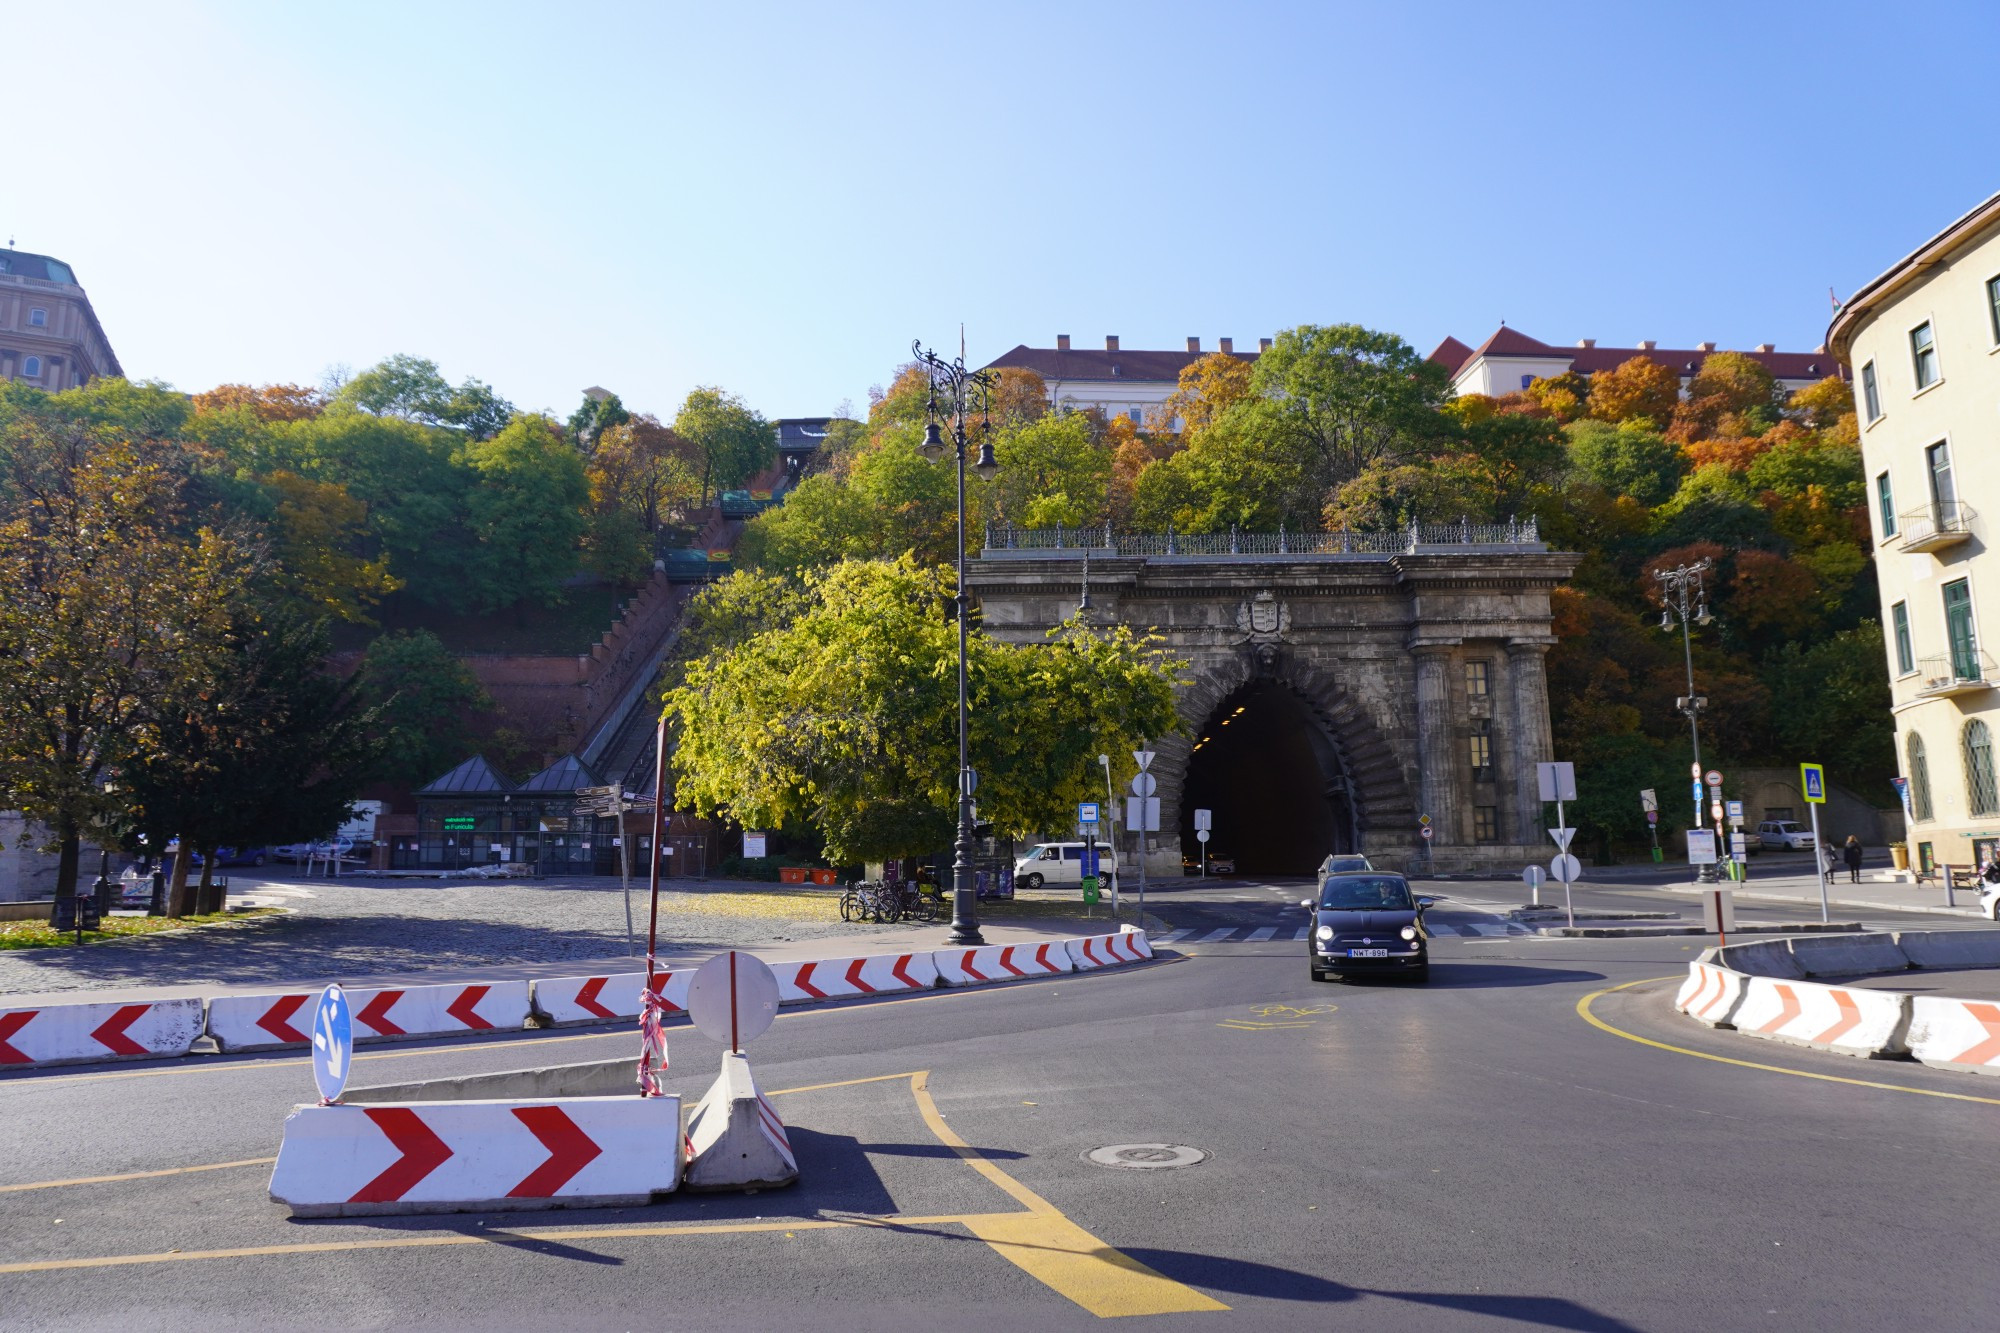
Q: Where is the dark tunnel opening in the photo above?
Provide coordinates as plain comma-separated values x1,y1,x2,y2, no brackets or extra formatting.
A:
1179,681,1355,877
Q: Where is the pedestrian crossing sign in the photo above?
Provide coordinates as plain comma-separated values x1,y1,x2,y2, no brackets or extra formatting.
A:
1800,763,1826,804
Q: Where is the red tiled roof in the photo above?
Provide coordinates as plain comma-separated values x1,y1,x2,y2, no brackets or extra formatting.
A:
1445,327,1846,384
1427,336,1475,376
982,344,1256,384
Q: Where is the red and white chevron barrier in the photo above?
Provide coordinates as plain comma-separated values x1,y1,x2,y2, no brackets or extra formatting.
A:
932,941,1074,987
1906,996,2000,1073
1674,962,1752,1028
269,1094,684,1216
1729,975,1910,1057
530,970,692,1027
777,951,940,1004
1065,929,1152,971
0,998,205,1069
211,981,531,1052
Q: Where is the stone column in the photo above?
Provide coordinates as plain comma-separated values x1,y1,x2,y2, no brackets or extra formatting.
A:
1508,638,1556,842
1413,646,1459,846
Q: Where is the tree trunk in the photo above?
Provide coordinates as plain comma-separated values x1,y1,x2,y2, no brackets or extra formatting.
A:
54,825,81,901
196,854,217,915
166,845,196,919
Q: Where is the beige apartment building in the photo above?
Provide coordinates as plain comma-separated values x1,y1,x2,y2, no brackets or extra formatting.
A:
1829,189,2000,873
0,247,122,388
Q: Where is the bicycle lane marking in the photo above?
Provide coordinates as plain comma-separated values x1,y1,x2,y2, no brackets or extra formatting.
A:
1577,976,2000,1107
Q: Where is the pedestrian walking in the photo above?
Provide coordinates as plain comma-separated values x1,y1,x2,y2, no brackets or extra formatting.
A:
1842,835,1863,884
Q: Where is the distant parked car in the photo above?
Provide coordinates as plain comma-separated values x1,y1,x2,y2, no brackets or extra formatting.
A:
194,846,268,868
1755,821,1816,852
1207,853,1237,875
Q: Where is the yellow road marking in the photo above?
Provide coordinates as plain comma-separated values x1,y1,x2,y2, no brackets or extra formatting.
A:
909,1071,1226,1317
0,1067,1229,1316
0,1212,1005,1275
1577,977,2000,1107
1217,1021,1314,1030
0,1157,277,1194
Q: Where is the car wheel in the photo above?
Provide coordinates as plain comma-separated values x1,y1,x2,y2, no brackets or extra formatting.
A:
1309,965,1329,982
1022,872,1043,890
252,855,265,866
1408,964,1431,984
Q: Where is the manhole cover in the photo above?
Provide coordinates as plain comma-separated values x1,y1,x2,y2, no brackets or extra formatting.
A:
1084,1143,1209,1170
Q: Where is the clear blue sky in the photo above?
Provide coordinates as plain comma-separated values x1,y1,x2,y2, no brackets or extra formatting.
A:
12,1,1997,422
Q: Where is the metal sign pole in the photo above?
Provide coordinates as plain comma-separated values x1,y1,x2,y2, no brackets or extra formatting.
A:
1808,799,1828,923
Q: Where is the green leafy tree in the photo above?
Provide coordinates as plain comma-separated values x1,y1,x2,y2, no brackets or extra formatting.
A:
353,630,493,788
0,426,255,899
1565,419,1686,508
665,557,1181,862
330,354,516,440
1764,622,1896,796
675,387,773,508
986,412,1110,529
567,390,630,454
462,415,590,610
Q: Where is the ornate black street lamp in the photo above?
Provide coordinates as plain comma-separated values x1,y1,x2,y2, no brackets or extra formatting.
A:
914,339,999,945
1656,558,1717,883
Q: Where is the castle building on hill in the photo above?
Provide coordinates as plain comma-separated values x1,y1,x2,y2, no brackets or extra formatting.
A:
0,248,121,389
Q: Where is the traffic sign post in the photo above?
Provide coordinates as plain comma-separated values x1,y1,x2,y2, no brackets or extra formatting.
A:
1193,808,1212,877
687,950,779,1054
1537,762,1578,924
1129,750,1156,920
1640,788,1662,862
1801,762,1829,923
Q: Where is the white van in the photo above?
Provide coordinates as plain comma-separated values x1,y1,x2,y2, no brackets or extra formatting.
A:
1014,842,1119,889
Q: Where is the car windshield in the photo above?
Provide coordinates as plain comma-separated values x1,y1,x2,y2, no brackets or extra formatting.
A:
1318,876,1414,910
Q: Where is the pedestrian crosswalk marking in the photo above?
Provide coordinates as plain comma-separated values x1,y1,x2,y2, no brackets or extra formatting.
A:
1153,920,1532,945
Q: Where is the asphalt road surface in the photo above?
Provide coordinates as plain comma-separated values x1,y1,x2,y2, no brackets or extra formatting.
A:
4,881,1996,1330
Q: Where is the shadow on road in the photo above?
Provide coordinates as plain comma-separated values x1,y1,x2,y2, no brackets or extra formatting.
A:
1121,1249,1642,1331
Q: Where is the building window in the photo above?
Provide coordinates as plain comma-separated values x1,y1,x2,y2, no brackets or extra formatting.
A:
21,355,40,378
1127,408,1141,425
1988,275,2000,346
1464,661,1490,697
1861,361,1881,421
1473,805,1499,842
27,307,46,327
1877,471,1896,537
1467,719,1493,779
1519,374,1534,390
1928,440,1957,520
1893,601,1914,674
1907,732,1933,822
1911,321,1939,389
1964,719,1998,816
1943,577,1978,680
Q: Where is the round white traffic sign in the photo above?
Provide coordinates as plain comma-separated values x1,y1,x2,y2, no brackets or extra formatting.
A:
1549,853,1582,883
311,984,352,1104
1704,770,1722,787
1521,865,1545,887
687,950,779,1051
1419,826,1434,840
1196,829,1210,843
1130,772,1158,797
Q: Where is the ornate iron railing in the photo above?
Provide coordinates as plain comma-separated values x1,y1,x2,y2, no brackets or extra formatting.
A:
980,517,1542,556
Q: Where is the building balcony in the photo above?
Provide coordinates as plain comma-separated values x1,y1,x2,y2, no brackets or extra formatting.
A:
1914,650,1998,698
1899,502,1977,553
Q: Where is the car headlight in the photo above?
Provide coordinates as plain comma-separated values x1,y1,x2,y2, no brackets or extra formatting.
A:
1315,925,1333,942
1400,925,1418,941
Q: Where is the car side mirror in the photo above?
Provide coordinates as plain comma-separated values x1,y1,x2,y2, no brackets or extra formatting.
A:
1416,896,1438,909
1299,899,1314,910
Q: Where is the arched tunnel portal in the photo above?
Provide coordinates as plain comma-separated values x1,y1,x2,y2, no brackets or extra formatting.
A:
1178,679,1359,877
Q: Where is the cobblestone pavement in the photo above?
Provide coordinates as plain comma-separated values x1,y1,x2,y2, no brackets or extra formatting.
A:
0,875,1105,996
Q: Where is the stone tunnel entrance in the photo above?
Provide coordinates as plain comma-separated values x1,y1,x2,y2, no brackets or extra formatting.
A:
1178,680,1357,877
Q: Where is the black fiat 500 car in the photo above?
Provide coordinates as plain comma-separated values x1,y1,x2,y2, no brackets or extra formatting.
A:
1301,872,1436,982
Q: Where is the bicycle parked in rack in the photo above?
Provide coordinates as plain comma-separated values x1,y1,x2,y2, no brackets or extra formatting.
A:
839,879,902,924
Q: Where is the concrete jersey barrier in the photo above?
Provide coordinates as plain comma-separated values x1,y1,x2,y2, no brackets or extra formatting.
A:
1728,974,1911,1058
684,1052,796,1191
1892,929,2000,971
268,1094,683,1216
1710,939,1810,980
1674,962,1751,1028
530,970,692,1028
777,951,941,1004
933,941,1074,987
1905,996,2000,1074
211,980,532,1052
1785,933,1911,978
1066,929,1152,971
0,998,205,1069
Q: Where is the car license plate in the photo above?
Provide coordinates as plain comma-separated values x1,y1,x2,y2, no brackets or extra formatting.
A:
1347,948,1389,958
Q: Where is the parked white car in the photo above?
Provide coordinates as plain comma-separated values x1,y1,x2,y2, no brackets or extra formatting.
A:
1013,842,1118,890
1755,820,1816,852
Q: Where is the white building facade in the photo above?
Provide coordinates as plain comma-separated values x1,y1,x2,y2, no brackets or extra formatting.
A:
1429,327,1840,400
982,335,1268,426
1829,189,2000,873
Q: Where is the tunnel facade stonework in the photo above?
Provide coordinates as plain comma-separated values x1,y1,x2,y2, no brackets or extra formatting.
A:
968,533,1579,875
